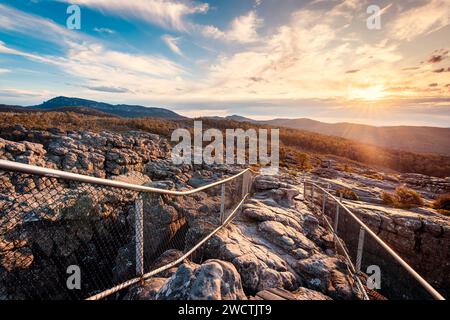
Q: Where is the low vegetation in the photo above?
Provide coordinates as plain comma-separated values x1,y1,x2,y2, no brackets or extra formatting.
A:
1,111,450,177
0,112,179,137
433,194,450,216
279,147,312,171
362,172,384,181
381,187,424,209
336,188,359,201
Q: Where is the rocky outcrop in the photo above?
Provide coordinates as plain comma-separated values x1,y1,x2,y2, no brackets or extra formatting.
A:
156,260,247,300
124,278,167,300
1,126,171,177
202,175,360,300
122,174,363,301
0,175,140,299
400,173,450,195
295,253,355,300
125,259,247,301
307,165,450,299
342,202,450,298
0,127,249,300
307,164,450,202
3,125,448,300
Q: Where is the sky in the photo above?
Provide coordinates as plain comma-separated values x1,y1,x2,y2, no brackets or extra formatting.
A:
0,0,449,126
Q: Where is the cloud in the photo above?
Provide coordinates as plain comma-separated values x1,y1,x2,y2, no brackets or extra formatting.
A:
433,68,450,73
0,40,187,99
1,0,449,121
428,49,449,63
84,85,130,93
203,11,263,43
61,0,209,32
196,9,345,100
0,4,189,100
0,40,56,65
389,0,450,41
254,0,263,7
0,68,11,74
0,4,80,44
162,35,184,56
94,27,115,34
0,88,45,98
60,42,186,86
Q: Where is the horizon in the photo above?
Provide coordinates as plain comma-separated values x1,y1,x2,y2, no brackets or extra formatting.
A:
3,94,450,128
0,0,449,126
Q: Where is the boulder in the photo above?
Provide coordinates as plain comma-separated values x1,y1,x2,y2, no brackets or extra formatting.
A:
124,278,167,300
156,260,247,300
295,253,357,300
254,175,281,191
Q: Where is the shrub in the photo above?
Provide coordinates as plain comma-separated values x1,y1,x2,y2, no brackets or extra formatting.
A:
341,164,354,173
381,187,424,209
336,188,359,201
437,209,450,217
433,194,450,212
363,173,384,180
381,191,397,206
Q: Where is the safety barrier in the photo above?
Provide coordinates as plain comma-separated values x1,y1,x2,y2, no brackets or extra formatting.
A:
0,159,254,300
303,179,445,300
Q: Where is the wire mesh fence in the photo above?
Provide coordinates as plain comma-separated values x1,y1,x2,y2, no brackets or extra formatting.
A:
0,161,253,300
304,180,445,300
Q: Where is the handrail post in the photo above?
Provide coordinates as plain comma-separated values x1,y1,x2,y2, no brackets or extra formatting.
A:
356,227,365,273
303,178,307,202
334,192,341,232
311,184,315,204
333,192,342,246
242,171,248,198
135,195,144,279
322,189,327,214
220,184,226,224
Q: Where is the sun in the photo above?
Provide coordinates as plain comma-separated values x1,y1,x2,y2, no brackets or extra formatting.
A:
348,85,386,101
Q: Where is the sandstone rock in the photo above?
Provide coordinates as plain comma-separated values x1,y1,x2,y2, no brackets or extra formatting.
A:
295,253,356,300
156,260,247,300
124,278,167,300
150,249,184,278
311,168,339,179
292,287,332,300
254,175,281,191
142,191,186,258
113,243,135,284
258,221,316,252
267,187,300,207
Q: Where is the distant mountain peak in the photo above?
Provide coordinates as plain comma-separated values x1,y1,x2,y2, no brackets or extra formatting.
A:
31,96,185,120
225,115,256,122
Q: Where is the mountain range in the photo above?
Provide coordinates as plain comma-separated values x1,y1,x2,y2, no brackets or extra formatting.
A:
1,96,185,119
1,96,450,156
260,118,450,156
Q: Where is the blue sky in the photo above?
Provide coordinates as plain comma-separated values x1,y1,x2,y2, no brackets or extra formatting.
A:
0,0,449,126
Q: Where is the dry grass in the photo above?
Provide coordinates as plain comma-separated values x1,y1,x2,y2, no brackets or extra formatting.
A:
433,194,450,216
336,188,359,201
437,209,450,217
381,187,424,209
0,112,179,137
2,111,450,177
363,173,384,181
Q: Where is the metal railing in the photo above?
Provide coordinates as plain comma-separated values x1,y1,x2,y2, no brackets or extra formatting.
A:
303,179,445,300
0,159,254,300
